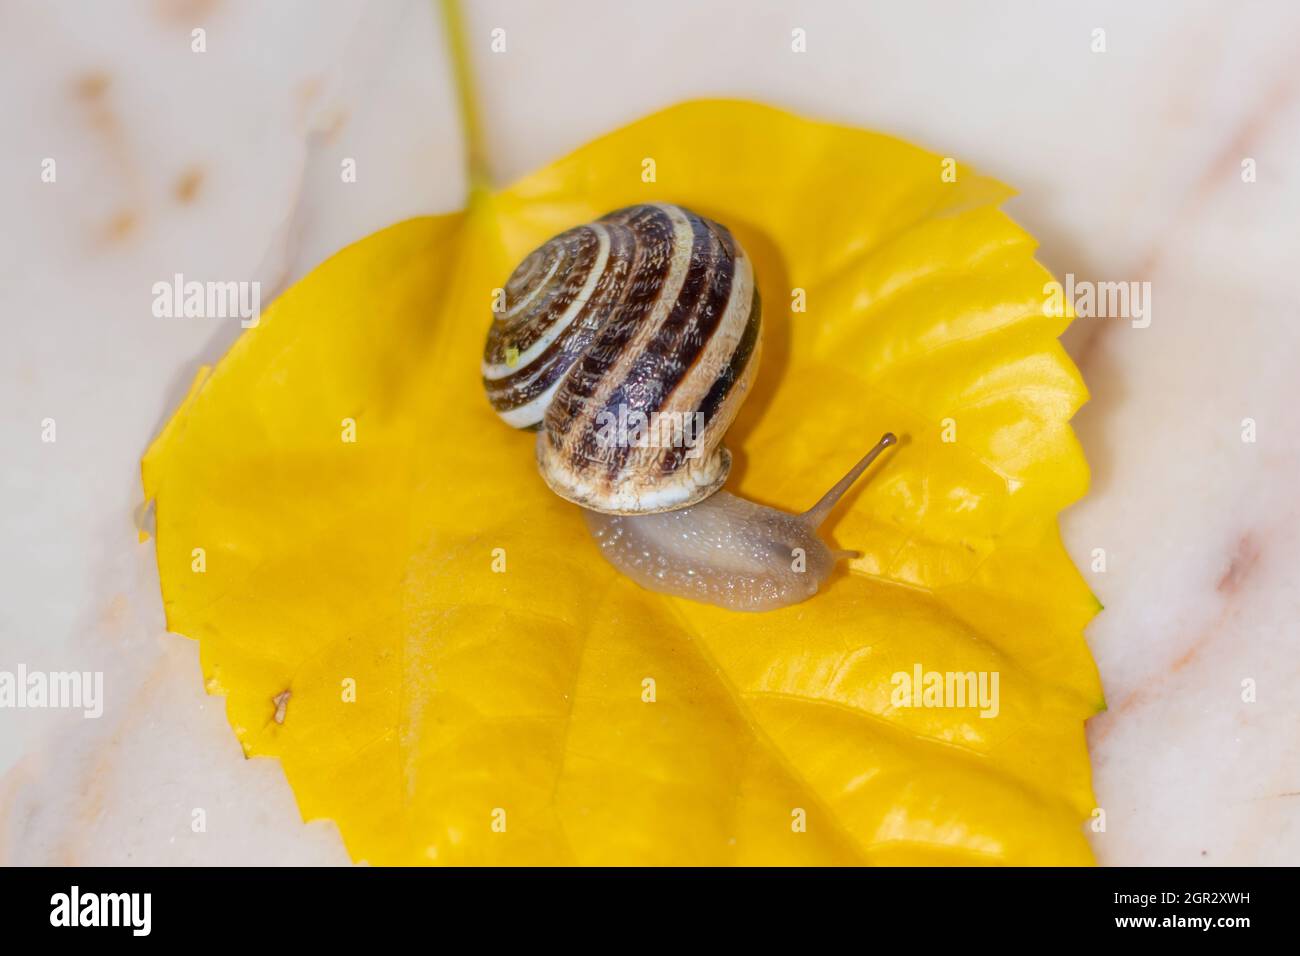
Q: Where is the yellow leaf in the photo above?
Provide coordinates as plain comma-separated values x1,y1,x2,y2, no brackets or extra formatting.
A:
142,98,1102,865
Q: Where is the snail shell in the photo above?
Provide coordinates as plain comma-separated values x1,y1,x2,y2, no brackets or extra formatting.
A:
482,203,760,514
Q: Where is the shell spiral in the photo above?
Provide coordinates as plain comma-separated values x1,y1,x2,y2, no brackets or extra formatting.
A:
482,203,762,515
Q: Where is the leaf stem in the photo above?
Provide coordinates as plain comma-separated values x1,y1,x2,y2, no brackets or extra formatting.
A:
438,0,491,196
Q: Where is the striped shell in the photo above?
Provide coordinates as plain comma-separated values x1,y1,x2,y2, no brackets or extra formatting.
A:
482,203,761,515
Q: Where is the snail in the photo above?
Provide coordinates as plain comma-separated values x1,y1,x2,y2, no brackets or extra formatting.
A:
482,202,896,612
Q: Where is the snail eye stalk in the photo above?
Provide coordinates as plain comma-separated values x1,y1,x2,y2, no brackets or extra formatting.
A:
802,432,898,530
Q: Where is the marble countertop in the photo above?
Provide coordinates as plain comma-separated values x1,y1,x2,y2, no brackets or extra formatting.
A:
2,0,1297,865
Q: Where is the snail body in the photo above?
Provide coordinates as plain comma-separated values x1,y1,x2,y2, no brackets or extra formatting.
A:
483,203,895,612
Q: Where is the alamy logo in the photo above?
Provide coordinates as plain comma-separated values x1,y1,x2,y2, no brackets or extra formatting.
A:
152,273,261,327
592,405,706,459
0,665,103,718
891,664,1000,718
1042,273,1152,329
50,886,151,936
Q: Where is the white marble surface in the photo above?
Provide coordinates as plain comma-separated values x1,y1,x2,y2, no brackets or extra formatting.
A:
2,0,1297,865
